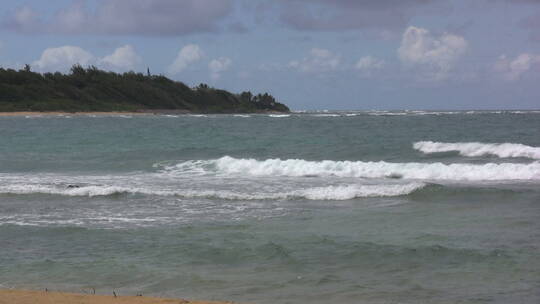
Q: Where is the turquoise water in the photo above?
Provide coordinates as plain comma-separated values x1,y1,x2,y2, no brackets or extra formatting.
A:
0,111,539,303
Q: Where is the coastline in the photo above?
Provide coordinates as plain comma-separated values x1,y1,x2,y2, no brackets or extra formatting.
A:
0,289,233,304
0,111,182,116
0,110,287,116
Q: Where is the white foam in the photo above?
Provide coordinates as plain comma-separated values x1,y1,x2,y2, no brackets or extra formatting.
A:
0,183,425,200
0,184,137,197
414,141,540,160
293,183,426,200
311,114,341,117
368,112,408,116
170,156,540,181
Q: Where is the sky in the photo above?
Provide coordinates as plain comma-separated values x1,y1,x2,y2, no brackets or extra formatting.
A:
1,0,540,110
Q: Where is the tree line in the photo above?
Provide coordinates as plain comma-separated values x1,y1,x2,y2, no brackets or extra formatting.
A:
0,65,290,113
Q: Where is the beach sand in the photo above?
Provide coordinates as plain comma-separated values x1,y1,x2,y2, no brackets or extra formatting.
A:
0,289,234,304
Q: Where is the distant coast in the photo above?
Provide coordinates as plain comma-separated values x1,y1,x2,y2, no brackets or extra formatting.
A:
0,111,147,116
0,289,232,304
0,110,287,116
0,65,289,113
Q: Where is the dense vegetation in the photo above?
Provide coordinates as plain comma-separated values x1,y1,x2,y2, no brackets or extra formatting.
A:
0,65,289,113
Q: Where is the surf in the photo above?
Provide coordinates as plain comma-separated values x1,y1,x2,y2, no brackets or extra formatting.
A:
0,182,427,200
414,141,540,159
162,156,540,181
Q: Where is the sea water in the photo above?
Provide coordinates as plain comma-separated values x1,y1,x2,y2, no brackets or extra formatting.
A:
0,111,539,303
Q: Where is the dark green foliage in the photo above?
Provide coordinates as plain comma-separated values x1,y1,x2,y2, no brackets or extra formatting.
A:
0,66,290,113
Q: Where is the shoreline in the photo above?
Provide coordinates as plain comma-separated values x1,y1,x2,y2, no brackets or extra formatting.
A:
0,289,233,304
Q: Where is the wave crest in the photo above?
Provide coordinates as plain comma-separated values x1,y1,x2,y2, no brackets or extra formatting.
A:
162,156,540,181
293,183,426,200
413,141,540,159
0,183,426,200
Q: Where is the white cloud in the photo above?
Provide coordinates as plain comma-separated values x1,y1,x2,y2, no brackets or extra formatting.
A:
32,46,94,71
288,48,340,73
168,44,203,75
99,45,141,71
494,53,540,81
32,44,144,73
209,57,232,80
355,56,385,71
398,26,467,80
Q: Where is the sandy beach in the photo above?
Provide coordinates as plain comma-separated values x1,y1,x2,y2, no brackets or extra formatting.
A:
0,289,233,304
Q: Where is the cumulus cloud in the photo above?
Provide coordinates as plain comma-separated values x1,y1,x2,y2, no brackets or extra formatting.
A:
3,0,233,36
355,56,385,71
288,48,340,73
32,46,94,71
168,44,203,75
32,45,142,72
209,57,232,80
277,0,442,32
494,53,540,81
99,45,141,71
398,26,467,80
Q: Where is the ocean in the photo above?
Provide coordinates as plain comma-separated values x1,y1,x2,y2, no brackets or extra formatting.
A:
0,111,539,303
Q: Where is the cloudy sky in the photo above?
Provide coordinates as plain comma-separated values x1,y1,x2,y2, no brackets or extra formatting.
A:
1,0,539,110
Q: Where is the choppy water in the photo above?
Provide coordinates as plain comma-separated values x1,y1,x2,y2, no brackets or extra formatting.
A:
1,111,539,303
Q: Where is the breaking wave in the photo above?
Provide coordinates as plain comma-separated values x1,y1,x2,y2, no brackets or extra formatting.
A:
0,184,141,197
0,183,426,200
414,141,540,159
163,156,540,181
291,183,426,200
